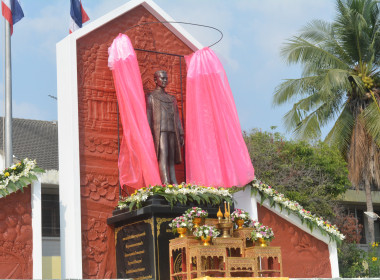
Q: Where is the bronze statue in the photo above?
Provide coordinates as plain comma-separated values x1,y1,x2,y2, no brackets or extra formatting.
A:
146,70,184,184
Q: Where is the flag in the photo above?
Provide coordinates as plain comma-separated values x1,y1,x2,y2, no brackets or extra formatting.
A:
1,0,24,35
70,0,89,33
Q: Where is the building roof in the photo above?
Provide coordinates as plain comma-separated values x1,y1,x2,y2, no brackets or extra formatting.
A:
0,118,58,170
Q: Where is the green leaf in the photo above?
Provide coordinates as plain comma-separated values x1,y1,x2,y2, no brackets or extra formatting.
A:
7,182,16,192
129,201,136,212
32,167,45,173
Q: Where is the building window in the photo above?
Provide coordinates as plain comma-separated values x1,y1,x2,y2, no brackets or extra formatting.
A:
42,192,60,237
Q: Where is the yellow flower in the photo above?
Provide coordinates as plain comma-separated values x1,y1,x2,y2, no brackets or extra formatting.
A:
16,162,21,166
372,257,378,262
168,185,173,188
178,185,182,189
4,172,9,177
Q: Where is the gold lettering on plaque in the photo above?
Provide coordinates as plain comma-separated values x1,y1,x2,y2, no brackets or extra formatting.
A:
125,241,143,249
126,267,145,274
124,250,145,257
135,275,153,280
128,259,142,265
123,232,146,241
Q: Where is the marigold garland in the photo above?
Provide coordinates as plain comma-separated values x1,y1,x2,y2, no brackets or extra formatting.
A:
0,158,45,197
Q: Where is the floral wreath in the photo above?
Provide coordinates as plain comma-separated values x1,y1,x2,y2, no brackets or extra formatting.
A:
0,158,44,198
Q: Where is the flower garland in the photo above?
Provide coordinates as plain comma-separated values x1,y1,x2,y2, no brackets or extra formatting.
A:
249,179,345,243
0,158,44,197
118,183,233,211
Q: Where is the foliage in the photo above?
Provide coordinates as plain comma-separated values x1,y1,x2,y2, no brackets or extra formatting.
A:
338,242,380,277
274,0,380,243
244,129,350,219
332,205,363,243
118,183,233,211
249,179,345,243
338,243,368,277
0,158,45,197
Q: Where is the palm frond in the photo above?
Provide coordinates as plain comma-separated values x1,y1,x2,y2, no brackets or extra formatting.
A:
281,37,350,71
273,76,320,105
300,20,354,65
325,103,355,157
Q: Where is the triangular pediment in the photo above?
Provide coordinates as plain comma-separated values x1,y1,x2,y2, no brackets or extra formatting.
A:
58,0,203,51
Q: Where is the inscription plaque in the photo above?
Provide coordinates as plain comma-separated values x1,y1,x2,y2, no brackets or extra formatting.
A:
109,197,233,280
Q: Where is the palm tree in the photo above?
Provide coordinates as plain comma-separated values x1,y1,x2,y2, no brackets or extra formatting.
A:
274,0,380,243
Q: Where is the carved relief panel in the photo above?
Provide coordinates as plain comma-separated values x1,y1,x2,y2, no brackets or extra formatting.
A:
258,205,332,278
0,189,32,279
76,5,193,278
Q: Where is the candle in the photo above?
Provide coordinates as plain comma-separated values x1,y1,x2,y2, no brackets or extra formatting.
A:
224,201,227,216
228,202,230,215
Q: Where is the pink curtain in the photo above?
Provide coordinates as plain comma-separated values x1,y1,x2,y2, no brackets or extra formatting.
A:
108,33,161,189
185,47,254,188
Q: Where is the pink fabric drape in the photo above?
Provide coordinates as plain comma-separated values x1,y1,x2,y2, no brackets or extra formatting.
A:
108,33,161,189
185,47,254,188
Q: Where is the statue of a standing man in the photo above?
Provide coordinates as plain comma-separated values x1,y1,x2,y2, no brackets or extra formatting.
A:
146,70,184,184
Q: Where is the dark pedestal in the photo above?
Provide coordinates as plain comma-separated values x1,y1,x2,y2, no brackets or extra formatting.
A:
107,197,233,280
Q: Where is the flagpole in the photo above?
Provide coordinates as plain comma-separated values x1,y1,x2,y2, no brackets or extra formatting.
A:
4,18,12,167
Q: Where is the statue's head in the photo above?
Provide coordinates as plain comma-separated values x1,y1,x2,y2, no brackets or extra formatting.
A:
154,70,168,89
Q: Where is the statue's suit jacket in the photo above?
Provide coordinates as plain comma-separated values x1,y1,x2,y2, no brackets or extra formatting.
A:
146,91,184,164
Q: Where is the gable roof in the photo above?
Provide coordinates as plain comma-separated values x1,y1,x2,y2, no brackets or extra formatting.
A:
0,118,58,170
59,0,203,51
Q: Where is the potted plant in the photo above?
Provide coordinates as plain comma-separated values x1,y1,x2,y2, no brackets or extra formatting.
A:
251,222,274,246
184,207,208,228
231,208,251,229
168,216,193,238
193,225,220,246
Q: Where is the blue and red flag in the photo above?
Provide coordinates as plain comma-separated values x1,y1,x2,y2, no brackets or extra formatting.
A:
1,0,24,35
70,0,89,33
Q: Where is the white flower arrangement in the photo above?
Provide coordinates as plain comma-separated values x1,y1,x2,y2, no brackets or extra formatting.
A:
0,158,44,197
249,179,345,242
185,207,208,219
251,222,275,242
231,208,251,222
118,183,233,211
168,216,193,233
193,225,220,239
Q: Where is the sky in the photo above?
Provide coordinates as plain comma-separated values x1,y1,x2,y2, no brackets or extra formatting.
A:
0,0,337,138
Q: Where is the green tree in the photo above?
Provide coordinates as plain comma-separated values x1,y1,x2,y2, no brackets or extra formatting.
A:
244,129,349,219
274,0,380,243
